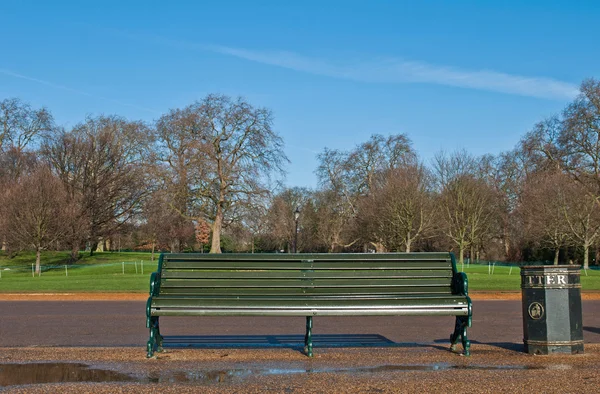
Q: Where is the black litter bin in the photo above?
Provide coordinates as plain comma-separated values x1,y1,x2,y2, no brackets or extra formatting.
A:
520,265,584,354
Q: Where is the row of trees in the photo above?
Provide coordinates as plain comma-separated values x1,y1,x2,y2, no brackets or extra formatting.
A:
2,79,600,272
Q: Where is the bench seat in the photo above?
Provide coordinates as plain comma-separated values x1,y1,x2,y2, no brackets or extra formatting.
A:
150,295,470,316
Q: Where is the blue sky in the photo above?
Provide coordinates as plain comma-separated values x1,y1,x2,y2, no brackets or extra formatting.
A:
1,1,598,187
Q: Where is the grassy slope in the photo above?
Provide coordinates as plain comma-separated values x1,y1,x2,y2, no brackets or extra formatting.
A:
1,251,599,293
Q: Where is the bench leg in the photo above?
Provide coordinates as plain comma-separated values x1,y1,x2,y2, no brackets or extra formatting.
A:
146,316,163,358
304,316,313,357
450,316,471,356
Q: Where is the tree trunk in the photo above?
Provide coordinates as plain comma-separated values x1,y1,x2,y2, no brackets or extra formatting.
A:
470,245,475,264
210,206,223,253
35,248,41,275
170,239,180,253
405,238,411,253
583,243,590,270
151,242,155,262
503,224,510,259
70,243,80,262
89,241,98,256
554,248,560,265
459,247,464,266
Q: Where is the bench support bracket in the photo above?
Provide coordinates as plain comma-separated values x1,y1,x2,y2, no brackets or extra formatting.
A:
304,316,313,357
450,316,470,356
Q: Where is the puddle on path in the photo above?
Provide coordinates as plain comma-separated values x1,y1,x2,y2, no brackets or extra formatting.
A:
0,363,134,386
0,362,549,387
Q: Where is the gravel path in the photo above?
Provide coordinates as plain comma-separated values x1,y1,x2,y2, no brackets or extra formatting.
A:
1,344,599,393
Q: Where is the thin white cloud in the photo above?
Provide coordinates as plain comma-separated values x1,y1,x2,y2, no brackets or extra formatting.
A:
0,68,159,114
206,45,579,100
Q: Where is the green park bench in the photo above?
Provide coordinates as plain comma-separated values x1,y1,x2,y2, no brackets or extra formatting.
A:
146,252,472,357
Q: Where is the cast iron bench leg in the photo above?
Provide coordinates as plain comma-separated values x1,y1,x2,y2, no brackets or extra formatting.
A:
304,316,313,357
146,316,163,358
450,316,471,356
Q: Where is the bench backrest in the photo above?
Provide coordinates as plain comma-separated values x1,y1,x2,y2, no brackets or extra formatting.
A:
155,252,459,297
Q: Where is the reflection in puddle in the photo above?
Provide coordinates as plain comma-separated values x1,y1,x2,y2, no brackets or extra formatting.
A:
0,362,550,387
0,363,134,386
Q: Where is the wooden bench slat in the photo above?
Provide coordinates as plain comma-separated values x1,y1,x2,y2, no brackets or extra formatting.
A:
163,261,452,270
159,278,453,288
152,308,469,317
157,286,453,296
163,252,452,261
160,269,452,279
152,296,469,311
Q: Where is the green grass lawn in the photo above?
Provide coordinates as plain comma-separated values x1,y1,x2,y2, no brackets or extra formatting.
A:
0,251,158,293
459,263,600,291
1,251,599,293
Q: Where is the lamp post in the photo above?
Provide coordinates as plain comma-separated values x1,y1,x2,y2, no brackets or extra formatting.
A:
293,206,300,253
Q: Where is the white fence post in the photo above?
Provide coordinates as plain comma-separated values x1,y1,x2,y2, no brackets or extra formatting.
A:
122,262,125,275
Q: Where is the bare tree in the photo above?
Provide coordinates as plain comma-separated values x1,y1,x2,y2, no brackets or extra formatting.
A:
558,79,600,191
315,149,359,250
4,167,74,274
43,115,152,257
346,134,416,195
141,190,195,257
520,171,572,265
358,164,435,252
558,178,600,269
265,187,310,252
434,151,500,264
155,95,287,253
520,79,600,266
0,98,54,252
316,134,416,252
0,98,53,160
242,197,270,253
312,189,358,252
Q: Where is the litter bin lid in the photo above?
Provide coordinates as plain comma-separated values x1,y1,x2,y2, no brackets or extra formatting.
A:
520,265,581,289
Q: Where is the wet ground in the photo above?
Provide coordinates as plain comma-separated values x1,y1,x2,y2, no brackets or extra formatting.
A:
1,345,600,393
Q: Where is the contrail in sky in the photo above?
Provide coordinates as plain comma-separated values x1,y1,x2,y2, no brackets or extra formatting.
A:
206,45,579,100
113,30,579,100
0,68,159,114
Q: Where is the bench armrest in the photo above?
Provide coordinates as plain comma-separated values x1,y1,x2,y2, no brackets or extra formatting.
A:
452,272,469,296
149,272,161,296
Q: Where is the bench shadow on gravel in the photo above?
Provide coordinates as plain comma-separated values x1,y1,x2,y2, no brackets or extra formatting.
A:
584,326,600,335
433,339,523,352
161,334,433,354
